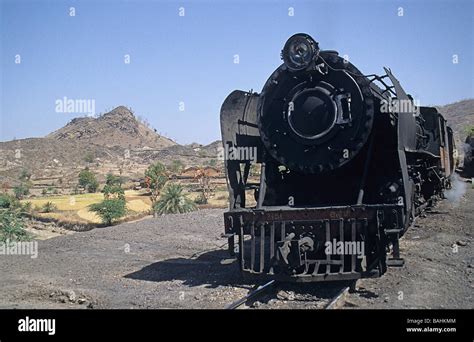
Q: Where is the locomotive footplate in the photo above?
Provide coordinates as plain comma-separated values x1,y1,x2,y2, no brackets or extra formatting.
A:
224,204,404,282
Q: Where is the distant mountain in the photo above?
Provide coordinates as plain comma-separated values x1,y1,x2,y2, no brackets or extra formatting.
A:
47,106,176,149
0,106,219,192
437,99,474,142
436,99,474,159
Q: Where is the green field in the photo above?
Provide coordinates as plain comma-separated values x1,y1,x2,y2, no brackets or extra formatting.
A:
21,186,234,224
23,190,152,224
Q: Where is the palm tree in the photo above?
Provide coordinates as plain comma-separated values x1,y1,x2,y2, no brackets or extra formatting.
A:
153,184,196,215
145,162,168,205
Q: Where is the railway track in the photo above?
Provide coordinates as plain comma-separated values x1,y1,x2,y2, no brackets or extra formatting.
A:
225,280,352,310
325,286,351,309
225,280,277,309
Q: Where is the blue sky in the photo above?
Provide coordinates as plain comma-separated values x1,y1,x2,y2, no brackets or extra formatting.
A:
1,0,473,144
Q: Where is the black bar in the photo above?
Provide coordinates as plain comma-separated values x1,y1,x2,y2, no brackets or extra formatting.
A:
0,309,470,341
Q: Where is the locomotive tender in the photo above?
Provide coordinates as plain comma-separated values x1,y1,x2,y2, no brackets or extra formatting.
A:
220,34,455,282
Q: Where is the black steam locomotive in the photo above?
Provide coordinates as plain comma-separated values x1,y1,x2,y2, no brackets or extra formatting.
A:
220,34,455,282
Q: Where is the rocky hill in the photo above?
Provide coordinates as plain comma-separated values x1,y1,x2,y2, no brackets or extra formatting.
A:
47,106,176,149
436,99,474,161
0,106,221,192
437,99,474,142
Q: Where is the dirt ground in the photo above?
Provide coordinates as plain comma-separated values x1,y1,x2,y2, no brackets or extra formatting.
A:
348,186,473,309
0,188,472,309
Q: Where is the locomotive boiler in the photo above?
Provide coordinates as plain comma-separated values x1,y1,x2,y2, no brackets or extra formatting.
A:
220,33,455,282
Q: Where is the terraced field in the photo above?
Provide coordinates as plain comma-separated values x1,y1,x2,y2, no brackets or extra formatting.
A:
22,190,152,224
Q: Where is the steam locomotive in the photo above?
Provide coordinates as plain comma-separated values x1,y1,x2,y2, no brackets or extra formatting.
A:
220,33,455,282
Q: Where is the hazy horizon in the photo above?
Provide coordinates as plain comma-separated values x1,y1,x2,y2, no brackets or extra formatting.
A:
1,98,473,145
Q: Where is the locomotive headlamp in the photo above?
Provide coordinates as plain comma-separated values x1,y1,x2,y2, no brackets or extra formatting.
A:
281,33,320,71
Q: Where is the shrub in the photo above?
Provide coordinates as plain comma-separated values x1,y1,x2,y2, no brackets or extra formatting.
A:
19,169,31,181
89,199,127,225
41,201,57,213
169,160,184,174
0,209,31,242
193,193,208,205
0,193,18,209
13,184,30,200
153,184,196,215
465,125,474,138
78,168,99,193
21,201,33,213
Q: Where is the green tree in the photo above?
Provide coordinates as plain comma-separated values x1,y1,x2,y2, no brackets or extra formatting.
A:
14,170,32,200
465,125,474,138
13,184,30,200
145,162,168,205
0,209,31,242
105,173,123,186
0,193,18,209
89,198,127,225
153,184,196,215
102,173,125,200
78,168,99,193
169,160,185,174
